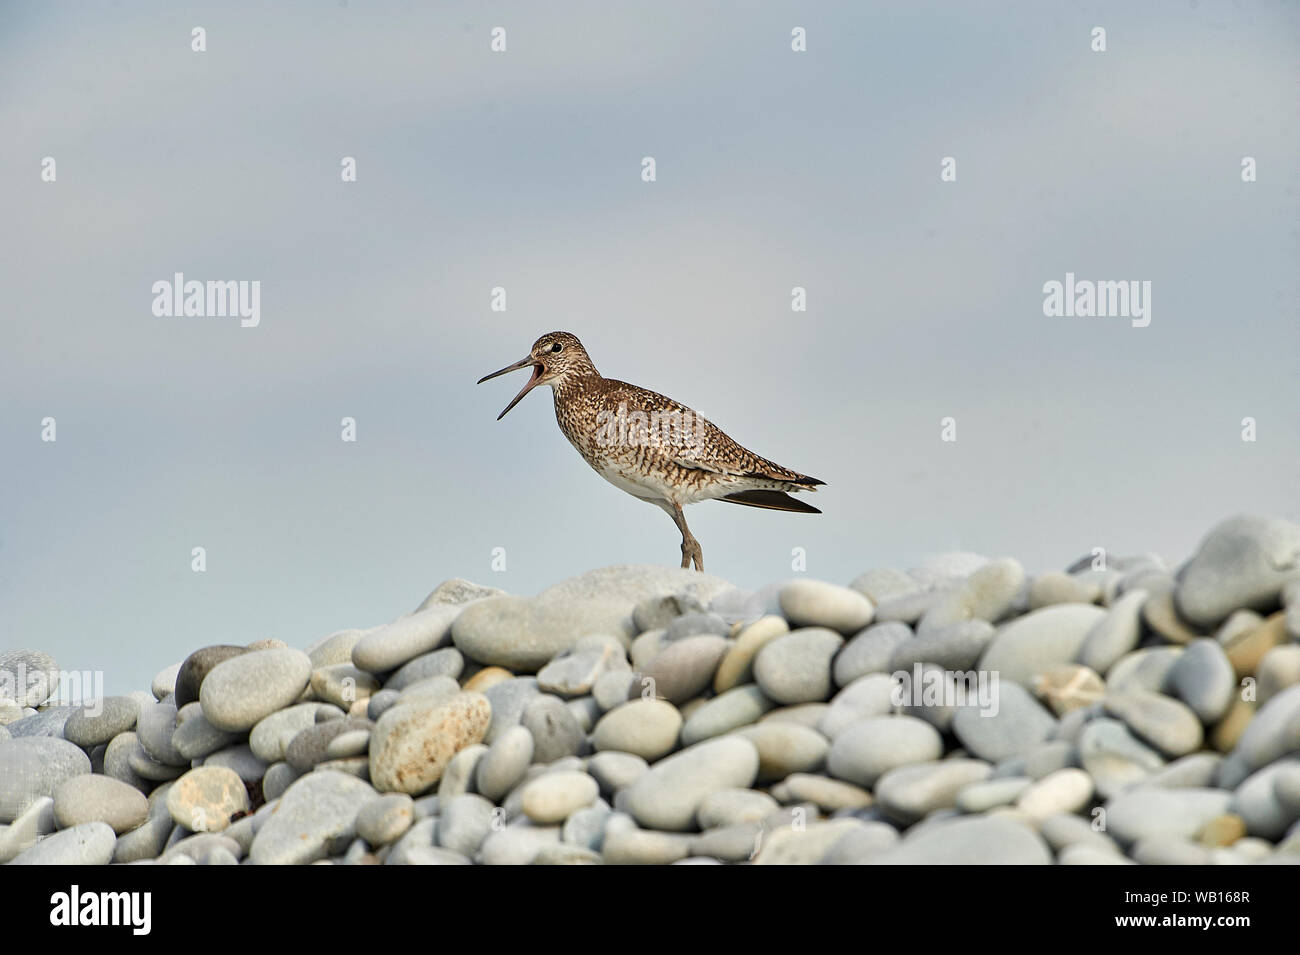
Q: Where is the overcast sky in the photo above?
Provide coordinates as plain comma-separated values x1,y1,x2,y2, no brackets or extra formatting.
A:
2,1,1297,696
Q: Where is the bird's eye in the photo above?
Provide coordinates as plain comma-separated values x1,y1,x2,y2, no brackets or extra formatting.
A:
551,343,562,353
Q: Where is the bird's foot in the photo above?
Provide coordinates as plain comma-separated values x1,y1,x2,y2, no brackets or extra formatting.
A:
680,537,704,572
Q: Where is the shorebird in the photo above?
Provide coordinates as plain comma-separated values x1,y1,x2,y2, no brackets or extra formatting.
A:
477,331,824,571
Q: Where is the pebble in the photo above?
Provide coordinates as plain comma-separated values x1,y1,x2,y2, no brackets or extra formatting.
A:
173,704,240,760
63,697,140,748
978,604,1107,686
521,695,585,762
713,616,789,692
1175,514,1300,628
285,716,375,771
1015,767,1094,820
520,771,599,823
663,612,730,641
0,649,59,708
353,605,459,673
0,736,92,823
592,670,636,711
1229,759,1300,839
751,818,869,865
874,758,992,823
174,645,248,707
5,706,76,739
753,628,844,704
250,770,380,864
1102,690,1203,758
779,580,874,634
826,715,943,788
633,635,729,704
773,773,873,811
478,824,563,865
1258,645,1300,704
1103,787,1233,845
1078,717,1166,797
101,732,148,791
135,701,187,766
1232,683,1300,771
10,821,117,865
310,664,381,709
437,743,487,799
369,692,491,794
696,788,778,828
476,725,535,801
592,699,682,761
955,776,1033,813
832,621,913,686
249,702,342,763
537,642,628,697
817,820,902,863
917,557,1024,633
818,674,898,738
481,677,541,744
1225,613,1290,679
1032,664,1105,716
587,751,648,796
325,730,372,761
306,629,369,668
1027,571,1095,609
734,722,830,783
681,685,773,745
416,577,507,611
849,567,922,604
951,683,1057,762
452,596,632,672
1075,589,1147,674
622,737,759,831
888,619,994,672
864,815,1051,865
1167,638,1237,723
1108,646,1184,695
437,794,496,856
53,774,148,834
602,827,695,864
151,662,182,701
166,766,250,831
200,648,313,732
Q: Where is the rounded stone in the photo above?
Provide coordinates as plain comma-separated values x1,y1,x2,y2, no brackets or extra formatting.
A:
951,683,1057,762
172,704,240,760
1079,718,1166,798
166,766,250,832
476,725,535,802
696,788,779,828
754,628,844,704
151,663,182,701
199,648,313,732
135,701,187,766
978,604,1107,687
1102,690,1204,758
681,685,773,746
0,649,60,708
864,816,1050,865
520,771,599,824
1103,787,1233,845
1032,664,1105,716
369,692,491,795
1075,589,1147,674
53,774,148,834
353,605,460,673
713,616,789,692
833,621,913,686
355,792,415,846
285,716,374,772
174,645,248,708
587,751,648,796
384,647,465,692
592,699,682,761
520,695,584,763
1175,515,1300,628
632,635,729,704
1015,768,1094,820
888,619,995,672
248,702,343,763
779,580,874,634
63,697,140,748
310,664,381,710
776,773,874,812
732,723,829,783
249,770,381,865
874,758,992,823
819,673,897,738
826,715,943,788
10,821,116,865
917,557,1025,632
0,737,92,823
622,737,760,831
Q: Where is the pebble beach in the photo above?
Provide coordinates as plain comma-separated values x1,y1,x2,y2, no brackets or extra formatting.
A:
3,512,1300,865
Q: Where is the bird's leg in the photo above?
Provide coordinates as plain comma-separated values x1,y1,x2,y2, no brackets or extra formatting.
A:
670,503,704,572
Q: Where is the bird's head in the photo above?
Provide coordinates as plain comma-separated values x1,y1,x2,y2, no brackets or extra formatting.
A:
477,331,596,420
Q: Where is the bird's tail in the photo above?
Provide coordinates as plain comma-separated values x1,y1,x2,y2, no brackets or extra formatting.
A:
719,489,822,514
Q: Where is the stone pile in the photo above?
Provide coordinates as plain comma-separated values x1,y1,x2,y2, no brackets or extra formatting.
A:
3,513,1300,864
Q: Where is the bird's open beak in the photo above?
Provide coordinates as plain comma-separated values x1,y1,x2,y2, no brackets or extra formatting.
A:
477,356,543,420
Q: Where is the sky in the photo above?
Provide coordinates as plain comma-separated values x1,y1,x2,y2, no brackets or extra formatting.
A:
2,1,1297,696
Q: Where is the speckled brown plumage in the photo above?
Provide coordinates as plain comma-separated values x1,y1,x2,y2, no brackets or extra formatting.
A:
477,331,825,570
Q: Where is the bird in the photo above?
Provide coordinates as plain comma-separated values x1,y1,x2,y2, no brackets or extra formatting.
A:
476,331,824,571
